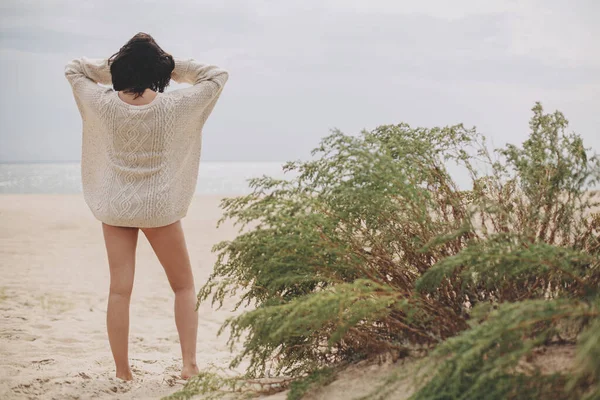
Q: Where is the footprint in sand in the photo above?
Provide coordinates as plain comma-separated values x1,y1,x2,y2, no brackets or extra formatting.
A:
131,365,145,374
164,375,186,387
132,357,158,364
1,330,38,341
103,378,133,394
11,377,50,397
30,323,52,329
31,359,55,365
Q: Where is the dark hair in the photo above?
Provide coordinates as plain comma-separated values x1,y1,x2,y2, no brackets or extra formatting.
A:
108,32,175,99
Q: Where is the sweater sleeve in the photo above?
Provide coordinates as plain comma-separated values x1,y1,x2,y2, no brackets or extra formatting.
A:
169,57,229,103
64,57,112,103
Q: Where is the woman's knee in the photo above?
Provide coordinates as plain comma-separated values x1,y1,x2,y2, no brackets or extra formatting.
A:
109,281,133,297
168,277,195,294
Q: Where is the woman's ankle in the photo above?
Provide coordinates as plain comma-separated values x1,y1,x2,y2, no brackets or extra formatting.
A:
183,360,198,368
181,362,199,379
115,367,133,381
116,365,131,379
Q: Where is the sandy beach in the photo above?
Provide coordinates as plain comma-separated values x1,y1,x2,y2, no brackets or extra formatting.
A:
0,194,256,399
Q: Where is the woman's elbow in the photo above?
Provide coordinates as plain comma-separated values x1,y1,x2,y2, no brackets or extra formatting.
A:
216,70,229,87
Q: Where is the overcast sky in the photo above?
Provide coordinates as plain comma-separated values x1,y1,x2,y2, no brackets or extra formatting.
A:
0,0,598,163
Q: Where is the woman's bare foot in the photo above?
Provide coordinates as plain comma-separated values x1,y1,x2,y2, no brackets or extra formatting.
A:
116,368,133,381
181,363,199,380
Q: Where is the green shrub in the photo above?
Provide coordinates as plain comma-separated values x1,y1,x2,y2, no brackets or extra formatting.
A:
407,103,600,399
165,103,600,399
408,297,599,400
198,121,483,378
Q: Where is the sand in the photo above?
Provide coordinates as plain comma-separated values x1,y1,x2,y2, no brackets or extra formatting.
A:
0,194,259,399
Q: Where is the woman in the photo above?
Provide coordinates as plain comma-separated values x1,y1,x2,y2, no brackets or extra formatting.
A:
64,32,229,381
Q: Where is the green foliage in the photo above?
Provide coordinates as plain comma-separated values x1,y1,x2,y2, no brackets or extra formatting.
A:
161,366,292,400
408,298,599,400
406,103,600,400
165,102,599,399
198,120,481,377
416,236,598,302
571,317,600,399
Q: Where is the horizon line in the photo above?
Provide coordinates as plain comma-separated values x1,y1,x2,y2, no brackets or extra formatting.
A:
0,160,295,164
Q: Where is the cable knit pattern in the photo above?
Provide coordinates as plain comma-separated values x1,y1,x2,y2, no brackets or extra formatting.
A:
64,56,228,227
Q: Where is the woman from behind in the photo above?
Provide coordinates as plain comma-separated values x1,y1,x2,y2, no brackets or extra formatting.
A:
64,32,229,381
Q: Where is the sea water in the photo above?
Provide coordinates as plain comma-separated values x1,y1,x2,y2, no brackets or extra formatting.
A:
0,161,297,195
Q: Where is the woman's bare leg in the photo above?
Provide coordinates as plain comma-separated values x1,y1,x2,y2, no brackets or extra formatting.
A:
102,222,139,381
141,220,199,379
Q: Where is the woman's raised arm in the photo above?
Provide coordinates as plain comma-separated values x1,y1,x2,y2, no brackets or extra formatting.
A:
169,57,229,103
64,57,112,92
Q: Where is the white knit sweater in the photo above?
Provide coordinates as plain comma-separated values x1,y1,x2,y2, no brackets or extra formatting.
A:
64,56,228,228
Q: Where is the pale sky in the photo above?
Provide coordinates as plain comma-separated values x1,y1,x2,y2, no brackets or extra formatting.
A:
1,0,599,162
